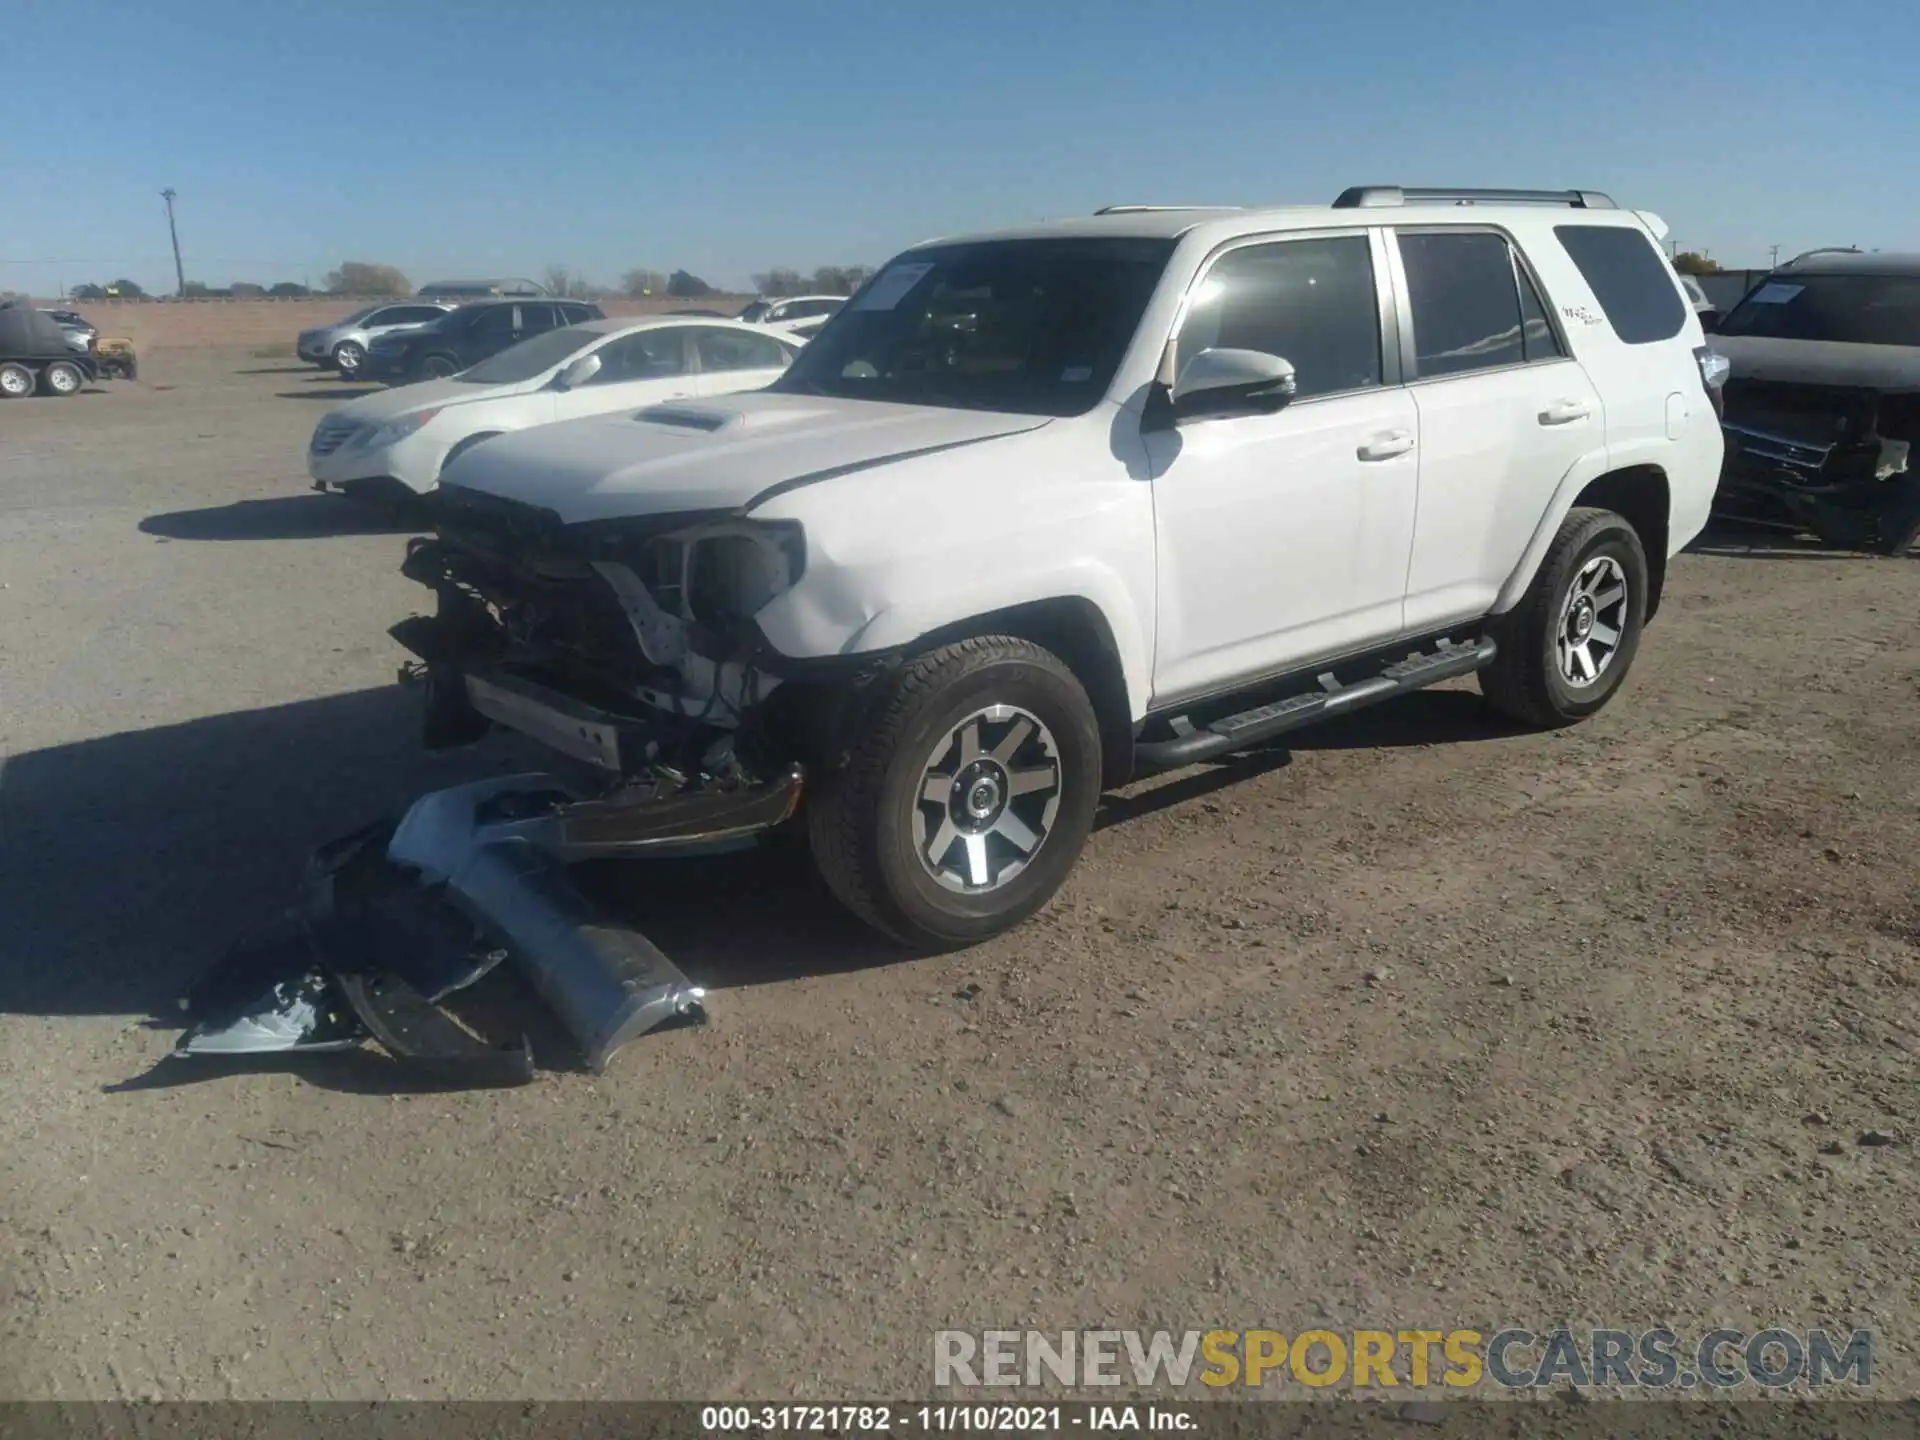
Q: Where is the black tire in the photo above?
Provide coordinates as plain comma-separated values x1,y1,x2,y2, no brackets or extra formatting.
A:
40,360,85,397
1480,506,1649,729
0,361,34,398
419,353,459,379
807,635,1102,950
331,340,365,377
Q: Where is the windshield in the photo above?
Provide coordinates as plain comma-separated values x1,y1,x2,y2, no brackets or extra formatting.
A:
772,237,1176,416
736,300,772,322
1718,273,1920,346
455,325,601,384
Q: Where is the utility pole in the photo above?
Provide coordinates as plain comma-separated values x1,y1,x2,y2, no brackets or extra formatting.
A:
160,188,185,297
1769,243,1781,268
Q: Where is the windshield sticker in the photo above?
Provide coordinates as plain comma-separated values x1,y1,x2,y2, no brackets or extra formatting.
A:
1748,282,1805,305
853,262,935,311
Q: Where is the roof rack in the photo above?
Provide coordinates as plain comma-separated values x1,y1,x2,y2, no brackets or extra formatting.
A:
1332,186,1616,210
1783,246,1863,266
1092,204,1242,215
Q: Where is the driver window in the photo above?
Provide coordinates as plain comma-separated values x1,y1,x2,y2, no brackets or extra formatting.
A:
1180,236,1381,400
587,329,688,383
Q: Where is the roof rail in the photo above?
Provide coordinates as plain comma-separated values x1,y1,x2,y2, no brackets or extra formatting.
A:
1783,246,1863,266
1093,204,1242,215
1332,186,1616,210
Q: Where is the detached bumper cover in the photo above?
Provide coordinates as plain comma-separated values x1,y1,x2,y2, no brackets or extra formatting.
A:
172,766,798,1084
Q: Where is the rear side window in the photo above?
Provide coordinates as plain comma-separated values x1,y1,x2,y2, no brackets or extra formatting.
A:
1397,231,1530,377
1554,224,1687,344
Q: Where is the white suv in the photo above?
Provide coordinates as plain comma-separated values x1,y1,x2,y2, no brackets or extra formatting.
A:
401,186,1727,950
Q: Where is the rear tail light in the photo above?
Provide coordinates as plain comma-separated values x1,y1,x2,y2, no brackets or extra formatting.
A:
1694,346,1729,419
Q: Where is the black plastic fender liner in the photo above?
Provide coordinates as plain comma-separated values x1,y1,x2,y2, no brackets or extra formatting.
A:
334,972,534,1089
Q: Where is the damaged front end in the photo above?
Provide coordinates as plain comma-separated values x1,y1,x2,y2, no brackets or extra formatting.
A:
1716,379,1920,554
173,487,852,1085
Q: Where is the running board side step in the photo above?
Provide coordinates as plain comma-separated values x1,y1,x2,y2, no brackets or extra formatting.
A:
1134,636,1498,772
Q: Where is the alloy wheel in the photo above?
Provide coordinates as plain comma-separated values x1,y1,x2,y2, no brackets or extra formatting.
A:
913,704,1063,894
1556,554,1629,687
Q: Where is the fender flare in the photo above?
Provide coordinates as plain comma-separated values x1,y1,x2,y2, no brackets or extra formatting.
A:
840,560,1154,720
1492,446,1672,614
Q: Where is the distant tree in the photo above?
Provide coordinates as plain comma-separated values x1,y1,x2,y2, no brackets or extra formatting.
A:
667,269,714,298
809,264,876,296
107,278,145,298
543,264,575,297
229,281,265,297
70,283,108,300
267,281,311,297
325,261,411,296
1672,251,1723,276
181,280,214,297
752,267,805,298
621,267,666,297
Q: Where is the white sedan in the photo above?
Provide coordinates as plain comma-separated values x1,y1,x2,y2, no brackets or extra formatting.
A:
306,316,805,506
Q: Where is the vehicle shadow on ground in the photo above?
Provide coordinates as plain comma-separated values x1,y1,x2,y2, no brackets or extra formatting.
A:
274,386,381,401
3,681,1521,1096
140,495,424,541
234,365,321,376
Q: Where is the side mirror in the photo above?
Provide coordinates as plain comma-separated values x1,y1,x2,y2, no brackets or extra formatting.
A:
1172,347,1298,417
555,353,602,390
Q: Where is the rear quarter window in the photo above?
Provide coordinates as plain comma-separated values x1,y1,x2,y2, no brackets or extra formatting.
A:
1553,224,1688,345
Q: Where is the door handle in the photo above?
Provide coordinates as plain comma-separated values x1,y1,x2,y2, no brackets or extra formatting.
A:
1357,429,1414,462
1539,399,1592,425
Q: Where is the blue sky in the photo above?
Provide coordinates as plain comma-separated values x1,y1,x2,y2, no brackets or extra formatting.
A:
4,0,1914,296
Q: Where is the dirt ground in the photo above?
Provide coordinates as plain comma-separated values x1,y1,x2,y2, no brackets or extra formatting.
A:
1,351,1915,1403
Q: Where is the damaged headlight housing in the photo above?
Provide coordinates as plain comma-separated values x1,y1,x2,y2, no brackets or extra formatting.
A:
685,520,806,629
1877,438,1910,481
365,408,442,448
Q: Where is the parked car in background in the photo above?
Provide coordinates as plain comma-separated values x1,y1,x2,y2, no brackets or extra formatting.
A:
1710,249,1920,553
357,298,605,385
1675,272,1718,331
407,185,1725,950
296,301,457,377
309,317,803,508
736,295,846,327
0,303,97,397
42,309,97,353
416,278,548,299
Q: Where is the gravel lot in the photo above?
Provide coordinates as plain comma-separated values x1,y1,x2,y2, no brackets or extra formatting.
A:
1,352,1915,1402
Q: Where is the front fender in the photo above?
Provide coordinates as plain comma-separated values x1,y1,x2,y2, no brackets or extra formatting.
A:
756,558,1154,720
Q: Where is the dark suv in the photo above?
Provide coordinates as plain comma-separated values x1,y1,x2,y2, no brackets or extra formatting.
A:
358,298,605,385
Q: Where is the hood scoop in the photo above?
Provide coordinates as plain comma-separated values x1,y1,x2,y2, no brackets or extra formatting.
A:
635,404,733,433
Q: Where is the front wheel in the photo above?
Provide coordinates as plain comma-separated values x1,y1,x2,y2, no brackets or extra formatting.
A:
1480,506,1649,728
418,353,459,379
42,360,84,396
331,340,365,376
807,635,1103,950
0,362,35,398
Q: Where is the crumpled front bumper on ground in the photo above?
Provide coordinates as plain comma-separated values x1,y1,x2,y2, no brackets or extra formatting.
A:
172,764,803,1086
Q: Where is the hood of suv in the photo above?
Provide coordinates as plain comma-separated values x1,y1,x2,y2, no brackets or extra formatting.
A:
1712,335,1920,391
438,390,1053,524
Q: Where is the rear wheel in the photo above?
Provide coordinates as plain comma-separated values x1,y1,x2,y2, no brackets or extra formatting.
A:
331,340,365,377
808,636,1102,950
419,353,459,379
41,360,84,396
0,362,34,398
1480,507,1649,728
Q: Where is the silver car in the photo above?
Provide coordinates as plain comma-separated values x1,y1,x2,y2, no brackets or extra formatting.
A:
295,301,457,378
